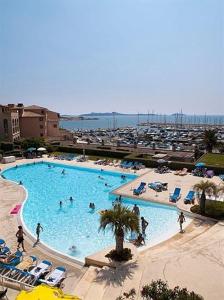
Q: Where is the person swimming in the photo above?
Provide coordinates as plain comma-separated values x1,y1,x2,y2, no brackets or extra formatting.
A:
59,201,63,208
61,169,65,175
69,245,76,252
69,196,74,203
105,183,112,187
89,202,95,210
19,181,23,185
98,175,104,180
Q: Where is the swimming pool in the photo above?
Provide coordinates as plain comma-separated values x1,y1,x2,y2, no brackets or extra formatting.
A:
2,162,190,262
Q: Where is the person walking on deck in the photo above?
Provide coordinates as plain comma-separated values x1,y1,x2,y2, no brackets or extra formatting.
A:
36,223,43,242
177,212,186,233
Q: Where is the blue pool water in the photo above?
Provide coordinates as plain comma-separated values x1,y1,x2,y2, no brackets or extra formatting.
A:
2,162,188,262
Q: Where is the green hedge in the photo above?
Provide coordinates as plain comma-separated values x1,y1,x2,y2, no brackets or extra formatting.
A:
57,146,129,159
125,153,195,170
0,142,14,152
191,200,224,220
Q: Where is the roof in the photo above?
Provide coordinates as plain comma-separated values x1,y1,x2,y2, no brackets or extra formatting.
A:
25,105,47,110
22,111,44,117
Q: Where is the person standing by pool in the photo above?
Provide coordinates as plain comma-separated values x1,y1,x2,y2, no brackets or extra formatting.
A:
16,226,26,252
36,223,43,242
141,217,149,236
132,204,140,216
177,212,186,233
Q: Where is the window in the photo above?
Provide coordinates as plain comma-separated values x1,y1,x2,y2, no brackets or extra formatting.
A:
53,124,57,128
40,133,43,137
40,125,43,129
39,117,43,121
3,119,8,134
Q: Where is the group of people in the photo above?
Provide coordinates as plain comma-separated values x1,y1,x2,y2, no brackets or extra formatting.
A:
16,223,43,252
131,204,149,246
59,196,74,208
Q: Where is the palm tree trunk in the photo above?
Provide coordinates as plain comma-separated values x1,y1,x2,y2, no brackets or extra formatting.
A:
115,233,124,254
200,191,206,215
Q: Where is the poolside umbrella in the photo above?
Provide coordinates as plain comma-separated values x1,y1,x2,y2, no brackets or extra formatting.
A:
157,159,167,164
195,162,205,168
37,147,47,151
26,147,36,152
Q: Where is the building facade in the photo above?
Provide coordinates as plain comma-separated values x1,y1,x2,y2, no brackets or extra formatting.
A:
0,103,62,141
0,105,20,142
19,105,60,139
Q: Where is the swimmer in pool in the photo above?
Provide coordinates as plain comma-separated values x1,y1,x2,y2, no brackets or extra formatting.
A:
59,201,63,208
61,169,65,175
69,245,76,252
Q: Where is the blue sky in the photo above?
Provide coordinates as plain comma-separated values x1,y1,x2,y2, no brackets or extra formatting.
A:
0,0,223,115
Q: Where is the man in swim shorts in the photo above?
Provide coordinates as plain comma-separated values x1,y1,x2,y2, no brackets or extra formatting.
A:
16,226,26,252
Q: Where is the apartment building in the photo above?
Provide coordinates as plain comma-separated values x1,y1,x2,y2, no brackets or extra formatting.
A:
19,105,60,138
0,104,20,142
0,103,62,141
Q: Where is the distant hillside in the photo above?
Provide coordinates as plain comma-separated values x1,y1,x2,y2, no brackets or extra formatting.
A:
80,112,126,116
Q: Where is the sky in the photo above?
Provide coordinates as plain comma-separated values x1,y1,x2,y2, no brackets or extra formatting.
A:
0,0,223,115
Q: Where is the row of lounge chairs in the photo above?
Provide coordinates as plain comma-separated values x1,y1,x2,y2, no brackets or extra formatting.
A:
0,241,66,288
155,166,171,174
94,159,120,167
132,183,195,204
174,168,188,176
94,159,146,170
169,188,195,204
120,161,145,170
52,154,76,161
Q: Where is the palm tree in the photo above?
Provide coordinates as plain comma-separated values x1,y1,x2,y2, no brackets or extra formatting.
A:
203,129,218,153
99,204,140,255
193,180,217,215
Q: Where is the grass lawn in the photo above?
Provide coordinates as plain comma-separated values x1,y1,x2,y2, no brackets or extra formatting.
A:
191,200,224,220
198,153,224,168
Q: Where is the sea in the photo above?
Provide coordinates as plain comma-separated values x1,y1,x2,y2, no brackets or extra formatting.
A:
60,114,224,131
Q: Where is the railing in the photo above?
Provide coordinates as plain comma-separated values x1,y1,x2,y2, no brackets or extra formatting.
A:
0,274,33,291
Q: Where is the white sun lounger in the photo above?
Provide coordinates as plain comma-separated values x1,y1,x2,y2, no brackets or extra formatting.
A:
28,260,52,284
39,266,66,286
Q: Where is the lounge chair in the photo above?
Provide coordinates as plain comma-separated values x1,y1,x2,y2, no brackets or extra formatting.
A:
0,240,5,248
39,266,66,287
169,188,181,202
120,161,128,168
184,191,195,204
28,260,52,285
0,246,10,257
179,168,188,176
133,182,146,195
0,250,23,267
9,255,38,280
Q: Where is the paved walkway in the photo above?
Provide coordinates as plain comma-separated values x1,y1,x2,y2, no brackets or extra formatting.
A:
0,175,84,296
74,220,224,300
1,158,224,299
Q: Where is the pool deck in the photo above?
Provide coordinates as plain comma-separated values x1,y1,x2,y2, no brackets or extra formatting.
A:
0,157,224,299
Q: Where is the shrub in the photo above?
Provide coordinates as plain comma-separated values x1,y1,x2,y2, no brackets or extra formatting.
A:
105,248,133,262
117,280,203,300
141,280,203,299
20,138,45,150
191,200,224,220
0,142,14,152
